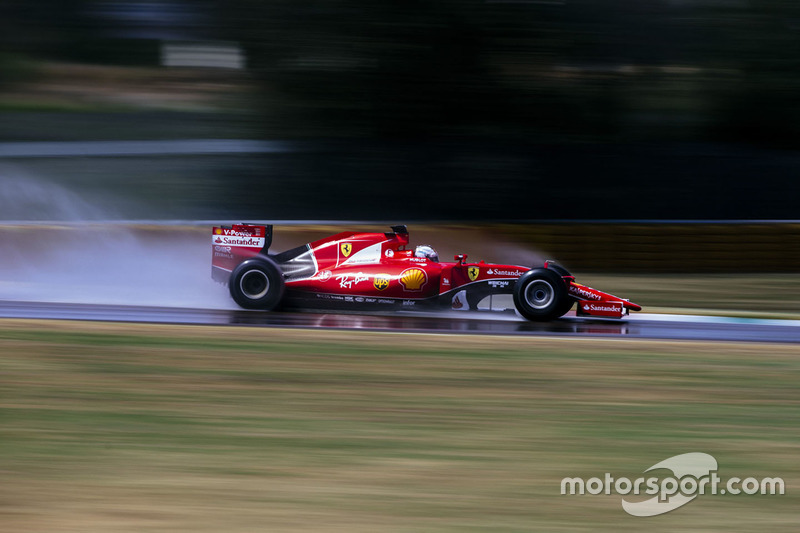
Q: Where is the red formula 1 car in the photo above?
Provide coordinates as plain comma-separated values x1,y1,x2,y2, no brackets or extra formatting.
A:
211,224,641,321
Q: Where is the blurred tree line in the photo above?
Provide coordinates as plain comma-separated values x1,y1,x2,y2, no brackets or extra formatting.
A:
216,0,800,146
2,1,800,219
2,0,800,146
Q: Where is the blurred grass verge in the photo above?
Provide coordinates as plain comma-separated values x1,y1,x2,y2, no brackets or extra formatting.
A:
0,59,261,144
573,273,800,319
0,60,257,116
0,320,797,532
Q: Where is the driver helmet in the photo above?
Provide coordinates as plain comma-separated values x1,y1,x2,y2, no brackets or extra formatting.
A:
414,244,439,262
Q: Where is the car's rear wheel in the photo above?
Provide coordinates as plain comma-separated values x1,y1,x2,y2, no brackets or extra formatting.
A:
513,268,569,321
229,257,285,310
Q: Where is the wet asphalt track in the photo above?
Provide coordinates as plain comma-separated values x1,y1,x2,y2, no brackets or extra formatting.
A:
1,300,799,343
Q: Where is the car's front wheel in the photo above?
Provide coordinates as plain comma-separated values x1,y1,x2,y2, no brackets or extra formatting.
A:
513,268,570,321
542,263,576,317
229,257,285,310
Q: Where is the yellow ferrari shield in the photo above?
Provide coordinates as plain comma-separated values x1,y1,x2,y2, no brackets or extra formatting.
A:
468,266,479,282
340,243,353,257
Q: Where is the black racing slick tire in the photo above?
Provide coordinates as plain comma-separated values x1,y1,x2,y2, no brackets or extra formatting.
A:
229,257,285,310
543,263,576,316
544,263,571,279
513,267,570,321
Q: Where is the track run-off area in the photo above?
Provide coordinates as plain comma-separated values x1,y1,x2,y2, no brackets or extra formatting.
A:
1,300,799,343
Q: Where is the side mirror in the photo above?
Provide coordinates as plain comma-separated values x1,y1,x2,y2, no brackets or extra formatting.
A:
454,254,467,264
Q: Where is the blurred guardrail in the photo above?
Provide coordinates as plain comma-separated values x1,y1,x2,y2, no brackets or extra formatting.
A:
0,140,294,158
495,222,800,273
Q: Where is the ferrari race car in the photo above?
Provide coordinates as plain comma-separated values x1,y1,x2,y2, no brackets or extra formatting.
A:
211,224,641,321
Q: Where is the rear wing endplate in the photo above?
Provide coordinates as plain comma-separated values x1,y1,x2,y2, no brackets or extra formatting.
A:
211,223,273,282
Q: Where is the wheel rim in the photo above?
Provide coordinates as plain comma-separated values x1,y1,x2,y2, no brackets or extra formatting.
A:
240,270,269,299
524,279,555,310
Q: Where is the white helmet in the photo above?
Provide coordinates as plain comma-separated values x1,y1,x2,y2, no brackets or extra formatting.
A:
414,245,439,262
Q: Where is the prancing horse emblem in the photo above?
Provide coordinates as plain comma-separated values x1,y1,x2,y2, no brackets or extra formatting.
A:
468,266,480,282
340,243,353,257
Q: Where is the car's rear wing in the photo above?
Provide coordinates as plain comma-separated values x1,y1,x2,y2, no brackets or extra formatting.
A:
211,224,272,283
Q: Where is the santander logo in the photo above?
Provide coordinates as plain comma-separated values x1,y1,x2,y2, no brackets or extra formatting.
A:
583,303,621,312
210,235,265,247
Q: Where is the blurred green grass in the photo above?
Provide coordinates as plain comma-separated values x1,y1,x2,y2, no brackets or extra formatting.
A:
578,273,800,317
1,320,797,532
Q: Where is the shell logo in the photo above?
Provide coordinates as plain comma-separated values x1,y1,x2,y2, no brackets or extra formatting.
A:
373,274,390,291
214,228,222,235
399,268,428,292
